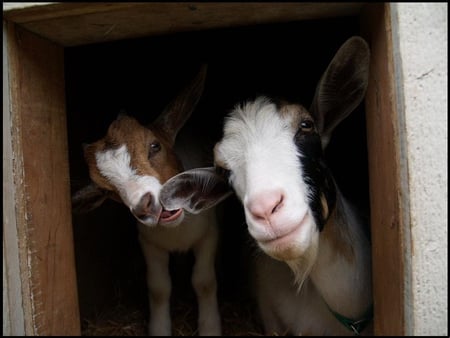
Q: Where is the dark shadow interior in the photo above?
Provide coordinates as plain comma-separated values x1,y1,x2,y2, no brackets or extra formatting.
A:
65,15,369,335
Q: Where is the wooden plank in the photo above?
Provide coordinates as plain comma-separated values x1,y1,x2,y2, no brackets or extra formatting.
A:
4,2,365,46
2,2,56,14
3,2,139,23
3,20,27,336
360,3,406,335
6,22,80,335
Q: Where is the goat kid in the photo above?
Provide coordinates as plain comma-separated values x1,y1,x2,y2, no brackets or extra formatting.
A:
72,66,226,336
160,37,373,335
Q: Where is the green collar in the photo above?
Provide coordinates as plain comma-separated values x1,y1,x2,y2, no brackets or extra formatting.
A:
328,304,373,335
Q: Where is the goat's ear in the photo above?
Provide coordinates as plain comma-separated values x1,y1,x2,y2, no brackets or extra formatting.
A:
153,64,207,144
310,36,370,148
72,183,109,214
160,167,232,214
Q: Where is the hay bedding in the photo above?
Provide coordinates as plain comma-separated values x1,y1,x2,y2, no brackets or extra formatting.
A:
78,249,289,336
81,297,267,336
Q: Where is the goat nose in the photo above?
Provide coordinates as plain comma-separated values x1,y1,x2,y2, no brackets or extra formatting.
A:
247,190,284,222
133,192,154,218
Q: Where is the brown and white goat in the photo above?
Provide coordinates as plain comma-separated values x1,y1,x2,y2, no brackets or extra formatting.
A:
72,66,228,336
160,37,373,335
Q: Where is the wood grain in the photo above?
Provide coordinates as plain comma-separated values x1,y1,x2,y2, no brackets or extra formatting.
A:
4,2,365,46
6,22,81,335
361,3,406,335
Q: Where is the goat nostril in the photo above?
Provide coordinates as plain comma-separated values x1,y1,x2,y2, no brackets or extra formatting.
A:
272,195,284,214
253,214,266,222
142,192,153,208
133,192,154,218
247,191,284,221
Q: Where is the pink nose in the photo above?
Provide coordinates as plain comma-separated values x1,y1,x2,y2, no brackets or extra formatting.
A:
246,190,284,222
133,192,154,218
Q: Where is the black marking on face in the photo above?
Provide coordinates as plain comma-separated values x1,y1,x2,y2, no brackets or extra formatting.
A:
294,127,336,231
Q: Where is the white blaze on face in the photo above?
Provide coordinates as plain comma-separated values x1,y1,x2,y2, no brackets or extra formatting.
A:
216,97,319,261
95,145,162,211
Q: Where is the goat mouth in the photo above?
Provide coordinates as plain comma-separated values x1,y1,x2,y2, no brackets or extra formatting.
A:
261,225,301,247
260,214,309,248
159,208,183,223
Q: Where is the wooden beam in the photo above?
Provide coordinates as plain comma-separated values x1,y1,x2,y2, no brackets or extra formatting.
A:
360,3,407,335
4,2,365,46
6,22,80,335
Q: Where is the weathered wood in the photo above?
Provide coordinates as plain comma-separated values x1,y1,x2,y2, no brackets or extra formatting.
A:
3,20,28,336
4,2,365,46
6,22,81,335
361,3,406,335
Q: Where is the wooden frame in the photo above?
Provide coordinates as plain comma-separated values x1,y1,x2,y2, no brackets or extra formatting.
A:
3,2,408,335
361,4,408,335
3,22,80,335
3,2,363,46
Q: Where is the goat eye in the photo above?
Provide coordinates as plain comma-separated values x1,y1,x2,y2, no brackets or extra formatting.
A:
300,120,314,132
148,141,161,157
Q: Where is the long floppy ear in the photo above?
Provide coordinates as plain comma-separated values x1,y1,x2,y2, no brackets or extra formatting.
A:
160,167,232,214
310,36,370,148
72,183,109,214
153,64,208,145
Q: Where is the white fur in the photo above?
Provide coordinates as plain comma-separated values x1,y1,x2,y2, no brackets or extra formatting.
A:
96,145,162,216
215,97,372,335
216,97,317,262
138,207,221,336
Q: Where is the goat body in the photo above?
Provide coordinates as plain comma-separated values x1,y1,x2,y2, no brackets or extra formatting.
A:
161,37,373,335
72,66,222,336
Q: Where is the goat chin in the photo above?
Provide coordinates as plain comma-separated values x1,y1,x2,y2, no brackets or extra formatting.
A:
262,235,319,292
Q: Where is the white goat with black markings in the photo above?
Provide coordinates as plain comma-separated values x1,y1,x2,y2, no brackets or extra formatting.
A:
160,37,373,335
72,66,229,336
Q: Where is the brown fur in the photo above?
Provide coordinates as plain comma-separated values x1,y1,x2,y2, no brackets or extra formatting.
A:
83,115,183,200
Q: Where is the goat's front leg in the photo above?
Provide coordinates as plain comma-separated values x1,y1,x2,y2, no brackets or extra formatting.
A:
192,224,221,336
139,238,172,336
